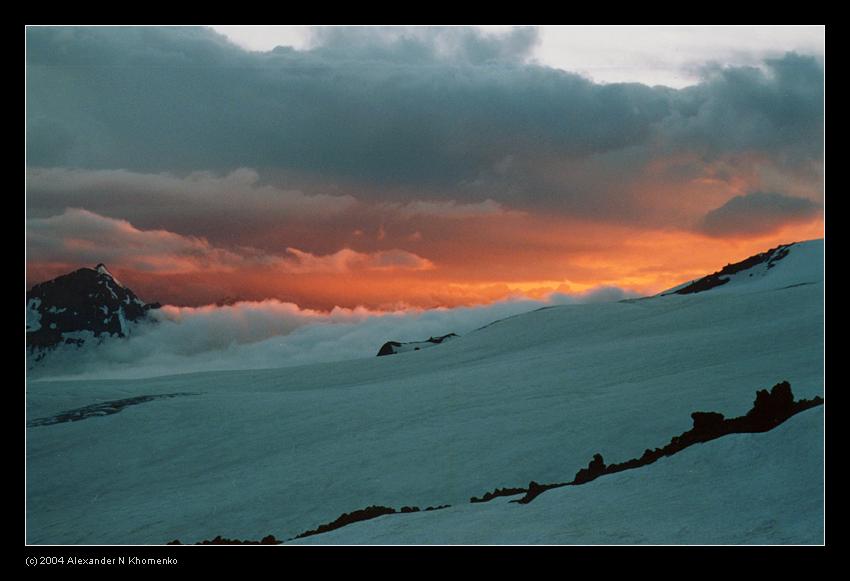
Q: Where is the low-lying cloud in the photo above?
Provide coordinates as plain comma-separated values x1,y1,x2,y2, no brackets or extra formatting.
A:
27,287,638,381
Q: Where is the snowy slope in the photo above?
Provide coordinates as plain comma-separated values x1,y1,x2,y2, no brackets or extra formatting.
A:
660,240,823,296
291,407,824,545
25,240,824,545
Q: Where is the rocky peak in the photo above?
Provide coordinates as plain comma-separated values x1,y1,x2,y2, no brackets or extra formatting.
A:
26,264,160,355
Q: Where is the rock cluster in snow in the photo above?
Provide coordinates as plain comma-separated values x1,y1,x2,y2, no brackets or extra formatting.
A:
376,333,459,356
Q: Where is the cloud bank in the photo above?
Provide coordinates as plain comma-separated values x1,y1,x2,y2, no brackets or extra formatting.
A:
28,288,638,381
27,27,823,216
25,26,824,308
27,208,434,278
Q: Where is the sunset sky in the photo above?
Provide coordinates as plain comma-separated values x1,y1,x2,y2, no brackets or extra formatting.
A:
25,26,825,310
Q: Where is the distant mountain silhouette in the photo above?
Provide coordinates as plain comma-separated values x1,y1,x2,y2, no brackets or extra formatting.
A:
26,264,160,358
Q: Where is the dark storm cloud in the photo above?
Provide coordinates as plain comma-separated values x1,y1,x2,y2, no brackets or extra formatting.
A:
664,53,824,165
26,26,823,222
26,27,661,179
699,191,822,237
24,167,362,253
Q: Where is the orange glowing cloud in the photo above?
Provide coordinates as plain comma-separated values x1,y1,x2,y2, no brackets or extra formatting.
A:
282,247,434,274
25,32,824,315
26,199,823,311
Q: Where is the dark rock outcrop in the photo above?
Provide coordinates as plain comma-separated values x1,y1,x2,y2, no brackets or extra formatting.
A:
294,505,398,539
690,411,725,432
376,333,459,356
170,503,454,545
668,244,793,295
510,381,822,504
165,381,822,544
168,534,280,545
573,453,606,485
745,381,794,426
377,341,403,356
470,486,527,503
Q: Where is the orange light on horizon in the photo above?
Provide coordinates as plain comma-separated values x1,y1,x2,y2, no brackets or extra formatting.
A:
26,213,823,312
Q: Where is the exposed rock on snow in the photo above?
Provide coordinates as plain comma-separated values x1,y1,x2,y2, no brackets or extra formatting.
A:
167,381,823,544
170,504,452,545
665,243,793,295
470,486,527,504
167,535,281,545
514,381,823,504
572,453,606,485
376,333,458,356
294,505,398,539
291,406,823,545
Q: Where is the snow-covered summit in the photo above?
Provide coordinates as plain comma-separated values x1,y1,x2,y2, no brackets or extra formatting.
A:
661,239,823,297
26,264,160,356
95,263,121,285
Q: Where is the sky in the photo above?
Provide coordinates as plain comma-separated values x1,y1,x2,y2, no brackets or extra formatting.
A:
26,25,825,311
